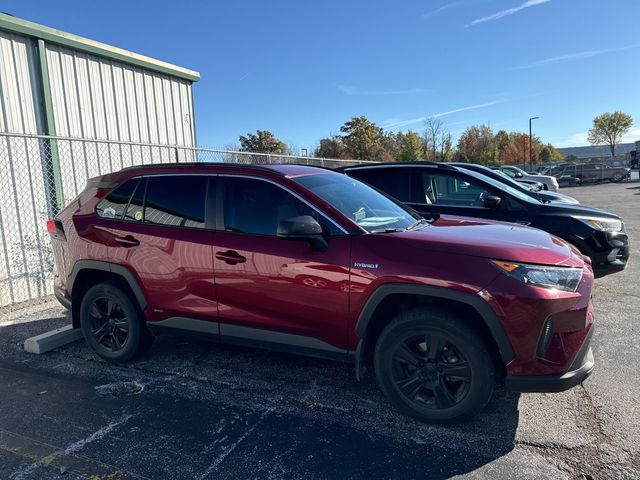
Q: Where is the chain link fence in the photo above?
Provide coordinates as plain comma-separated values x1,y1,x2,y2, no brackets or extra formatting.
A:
0,132,369,315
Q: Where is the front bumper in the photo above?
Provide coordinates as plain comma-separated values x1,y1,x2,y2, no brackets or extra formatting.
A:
506,328,594,393
583,229,629,277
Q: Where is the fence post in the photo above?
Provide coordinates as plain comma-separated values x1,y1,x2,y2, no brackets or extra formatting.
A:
36,39,64,214
174,146,179,163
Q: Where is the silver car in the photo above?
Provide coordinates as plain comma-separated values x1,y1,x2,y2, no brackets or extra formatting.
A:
495,165,559,192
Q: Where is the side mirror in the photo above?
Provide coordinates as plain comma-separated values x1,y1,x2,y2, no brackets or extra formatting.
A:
277,216,328,251
483,195,502,209
514,172,524,178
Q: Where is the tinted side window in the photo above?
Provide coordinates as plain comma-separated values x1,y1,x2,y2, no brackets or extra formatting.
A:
96,179,140,219
223,177,315,236
350,169,412,202
423,173,496,207
144,176,208,228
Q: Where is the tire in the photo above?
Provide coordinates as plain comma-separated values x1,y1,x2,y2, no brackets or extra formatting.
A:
374,307,495,423
80,281,153,363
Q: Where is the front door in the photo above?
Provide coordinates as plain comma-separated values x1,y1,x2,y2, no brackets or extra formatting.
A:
213,176,351,358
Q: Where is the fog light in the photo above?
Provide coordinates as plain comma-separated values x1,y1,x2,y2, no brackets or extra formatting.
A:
607,248,620,262
536,318,554,357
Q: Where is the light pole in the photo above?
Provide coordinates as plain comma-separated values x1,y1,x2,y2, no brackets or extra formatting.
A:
529,116,539,172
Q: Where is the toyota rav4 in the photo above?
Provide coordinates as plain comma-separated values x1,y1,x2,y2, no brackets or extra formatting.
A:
48,163,595,422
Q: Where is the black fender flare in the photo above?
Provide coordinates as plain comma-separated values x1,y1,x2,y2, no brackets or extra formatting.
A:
68,260,148,311
353,283,515,380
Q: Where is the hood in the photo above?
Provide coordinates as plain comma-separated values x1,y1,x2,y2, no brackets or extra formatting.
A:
540,201,621,219
392,215,584,267
538,191,580,205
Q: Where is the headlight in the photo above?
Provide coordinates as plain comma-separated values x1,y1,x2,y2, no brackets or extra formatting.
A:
491,260,582,292
572,215,622,232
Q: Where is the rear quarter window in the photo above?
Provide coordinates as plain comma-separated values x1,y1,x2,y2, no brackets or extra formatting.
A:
96,179,140,219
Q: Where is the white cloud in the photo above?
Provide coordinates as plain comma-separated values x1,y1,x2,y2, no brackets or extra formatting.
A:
338,85,429,96
556,127,640,148
381,100,505,130
468,0,552,27
557,131,589,148
511,44,640,70
621,127,640,143
424,1,466,19
432,100,504,118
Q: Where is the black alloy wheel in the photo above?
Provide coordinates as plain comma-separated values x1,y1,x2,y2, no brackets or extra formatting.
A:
80,282,153,362
390,333,471,410
87,296,130,352
374,308,495,423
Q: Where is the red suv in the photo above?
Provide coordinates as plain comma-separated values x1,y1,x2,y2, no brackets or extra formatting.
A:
49,164,595,422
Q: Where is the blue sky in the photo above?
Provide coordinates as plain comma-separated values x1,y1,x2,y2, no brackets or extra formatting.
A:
5,0,640,150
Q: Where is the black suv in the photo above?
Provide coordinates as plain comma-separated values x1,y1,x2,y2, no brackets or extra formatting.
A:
341,162,629,277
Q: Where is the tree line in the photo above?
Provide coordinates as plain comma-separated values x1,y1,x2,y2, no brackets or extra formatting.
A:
236,111,633,165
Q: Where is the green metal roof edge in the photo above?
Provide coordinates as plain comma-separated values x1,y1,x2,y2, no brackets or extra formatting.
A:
0,13,200,82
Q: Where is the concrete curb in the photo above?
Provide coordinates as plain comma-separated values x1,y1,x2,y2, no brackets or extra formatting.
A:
24,325,83,354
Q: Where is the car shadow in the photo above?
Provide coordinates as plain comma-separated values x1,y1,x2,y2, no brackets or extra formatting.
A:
2,320,520,479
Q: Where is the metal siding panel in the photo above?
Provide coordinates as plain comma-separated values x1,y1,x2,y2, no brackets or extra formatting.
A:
180,82,195,147
162,76,177,145
46,47,68,136
170,80,183,147
142,71,159,144
43,43,195,159
123,66,140,142
0,32,41,134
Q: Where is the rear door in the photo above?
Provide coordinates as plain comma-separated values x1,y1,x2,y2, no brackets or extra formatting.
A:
99,174,219,325
212,175,351,357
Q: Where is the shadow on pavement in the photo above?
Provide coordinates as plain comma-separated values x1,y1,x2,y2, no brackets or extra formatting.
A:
0,318,521,479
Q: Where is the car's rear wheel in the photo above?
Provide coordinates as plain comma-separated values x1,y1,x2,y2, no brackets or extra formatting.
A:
80,282,153,363
374,308,495,423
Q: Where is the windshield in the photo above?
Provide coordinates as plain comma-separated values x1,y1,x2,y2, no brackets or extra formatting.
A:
294,173,422,232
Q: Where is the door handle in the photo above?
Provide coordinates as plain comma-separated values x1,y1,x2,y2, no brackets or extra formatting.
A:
215,250,247,265
114,235,140,247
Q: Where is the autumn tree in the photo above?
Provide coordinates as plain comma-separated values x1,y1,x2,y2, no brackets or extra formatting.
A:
395,131,424,161
239,130,287,154
339,116,386,161
456,124,496,164
440,132,453,161
587,111,633,156
539,144,564,163
315,137,346,159
494,130,510,164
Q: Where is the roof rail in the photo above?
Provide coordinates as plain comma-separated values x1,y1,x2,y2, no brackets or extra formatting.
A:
119,162,286,175
338,161,458,171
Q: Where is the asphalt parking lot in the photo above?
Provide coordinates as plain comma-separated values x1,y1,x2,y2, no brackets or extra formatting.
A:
1,176,639,480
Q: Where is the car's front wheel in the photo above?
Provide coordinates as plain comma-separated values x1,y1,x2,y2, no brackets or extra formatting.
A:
374,308,495,423
80,281,153,363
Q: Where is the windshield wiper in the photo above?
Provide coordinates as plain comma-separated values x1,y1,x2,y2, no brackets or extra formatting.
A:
370,228,405,233
409,216,437,230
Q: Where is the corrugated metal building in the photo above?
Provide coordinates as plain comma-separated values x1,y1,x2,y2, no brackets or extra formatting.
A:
0,12,199,143
0,13,200,309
